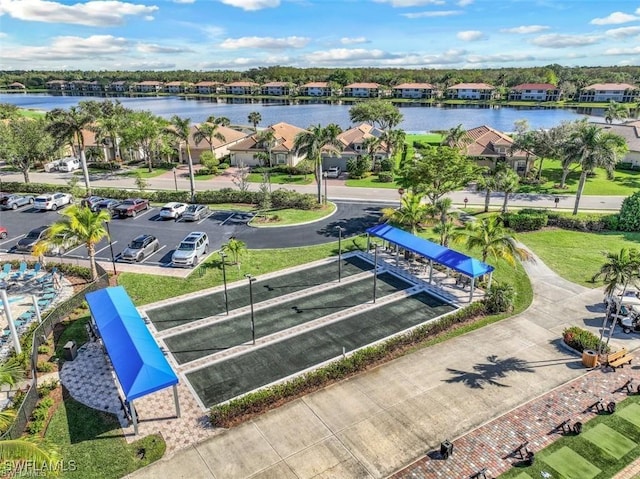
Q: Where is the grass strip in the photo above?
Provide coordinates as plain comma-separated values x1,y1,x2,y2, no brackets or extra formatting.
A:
582,424,635,460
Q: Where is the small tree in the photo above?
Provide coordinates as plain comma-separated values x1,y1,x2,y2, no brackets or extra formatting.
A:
222,237,247,276
199,151,220,174
484,282,516,313
346,156,372,179
66,175,85,200
232,160,250,192
619,191,640,231
134,172,149,193
258,171,272,213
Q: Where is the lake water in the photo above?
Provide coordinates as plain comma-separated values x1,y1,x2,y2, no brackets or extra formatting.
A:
0,93,601,133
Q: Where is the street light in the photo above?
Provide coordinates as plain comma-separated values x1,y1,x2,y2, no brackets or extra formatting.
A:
245,274,256,345
336,226,344,282
173,167,178,192
104,220,117,276
322,171,328,205
220,252,229,315
463,197,469,210
373,244,379,303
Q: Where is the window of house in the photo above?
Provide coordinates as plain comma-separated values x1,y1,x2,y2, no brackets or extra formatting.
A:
276,154,286,164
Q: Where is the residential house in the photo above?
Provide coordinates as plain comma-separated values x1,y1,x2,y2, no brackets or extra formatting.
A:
133,81,164,93
228,122,307,167
7,82,26,90
579,83,639,103
593,120,640,168
45,80,67,90
261,81,293,96
164,81,193,94
67,80,90,91
392,83,437,99
86,81,104,92
461,125,535,175
187,124,250,163
321,123,388,170
225,81,260,95
110,81,130,92
508,83,561,101
446,83,496,100
298,82,337,97
342,83,383,98
194,81,224,94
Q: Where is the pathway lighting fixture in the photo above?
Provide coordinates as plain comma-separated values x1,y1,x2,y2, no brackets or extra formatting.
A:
245,274,256,345
104,220,117,276
220,252,229,315
173,167,178,192
336,226,344,282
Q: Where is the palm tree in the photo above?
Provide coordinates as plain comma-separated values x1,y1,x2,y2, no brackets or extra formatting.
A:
530,124,571,182
592,248,640,350
46,106,95,194
256,129,276,167
568,123,628,215
89,100,130,161
193,122,226,156
294,123,343,204
604,100,629,124
494,166,520,213
433,216,457,247
380,128,406,158
476,170,497,213
47,205,111,281
452,216,532,266
510,130,536,177
165,115,196,202
442,124,470,149
121,111,165,172
381,191,430,235
248,111,261,132
222,237,247,276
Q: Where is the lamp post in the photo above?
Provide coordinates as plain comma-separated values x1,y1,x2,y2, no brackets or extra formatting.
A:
463,197,468,210
397,187,405,206
245,274,256,345
173,167,178,192
104,220,117,276
336,226,344,282
323,171,328,205
373,244,379,303
220,252,229,315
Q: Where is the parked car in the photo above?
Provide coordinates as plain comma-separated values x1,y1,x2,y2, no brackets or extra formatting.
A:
0,226,7,239
14,226,49,253
82,196,104,210
120,234,159,263
159,202,187,220
324,166,341,178
0,194,34,210
93,198,122,217
171,232,209,267
114,198,150,218
57,157,81,172
33,192,73,211
46,233,79,256
182,204,210,222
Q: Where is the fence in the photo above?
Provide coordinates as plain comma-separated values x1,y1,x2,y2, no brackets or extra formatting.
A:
1,262,109,440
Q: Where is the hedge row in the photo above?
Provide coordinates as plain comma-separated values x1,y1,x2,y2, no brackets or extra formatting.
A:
502,212,548,232
505,208,619,232
563,326,609,354
209,301,487,427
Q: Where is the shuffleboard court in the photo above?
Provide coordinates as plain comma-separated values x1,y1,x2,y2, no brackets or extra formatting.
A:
186,291,455,407
147,256,373,331
165,272,411,364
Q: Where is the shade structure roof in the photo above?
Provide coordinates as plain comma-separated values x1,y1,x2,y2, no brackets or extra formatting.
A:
367,223,494,278
85,286,178,401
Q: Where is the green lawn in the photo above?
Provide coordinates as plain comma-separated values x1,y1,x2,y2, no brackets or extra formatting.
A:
18,109,46,119
249,202,336,226
247,172,313,185
345,174,401,188
121,167,171,179
406,133,444,145
518,159,640,196
519,229,640,287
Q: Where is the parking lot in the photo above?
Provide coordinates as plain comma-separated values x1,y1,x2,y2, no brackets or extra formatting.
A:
0,200,383,269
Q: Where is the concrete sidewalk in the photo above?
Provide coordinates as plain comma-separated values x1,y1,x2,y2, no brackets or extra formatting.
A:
127,247,635,478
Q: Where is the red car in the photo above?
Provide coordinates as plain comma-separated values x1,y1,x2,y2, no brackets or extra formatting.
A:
114,198,150,218
0,227,7,239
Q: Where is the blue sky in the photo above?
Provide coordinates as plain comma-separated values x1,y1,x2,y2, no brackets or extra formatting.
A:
0,0,639,71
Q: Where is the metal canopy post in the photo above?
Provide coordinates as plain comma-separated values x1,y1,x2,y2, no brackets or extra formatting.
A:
469,277,475,303
173,384,181,418
429,260,433,284
130,399,138,435
487,271,493,289
31,294,42,323
1,289,21,354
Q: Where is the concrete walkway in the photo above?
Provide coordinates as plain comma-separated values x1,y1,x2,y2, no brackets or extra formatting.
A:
127,246,637,478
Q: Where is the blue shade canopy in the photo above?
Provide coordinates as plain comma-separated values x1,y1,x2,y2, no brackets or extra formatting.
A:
85,286,178,401
367,223,494,278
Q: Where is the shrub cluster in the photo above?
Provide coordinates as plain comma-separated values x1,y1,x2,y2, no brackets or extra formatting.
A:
270,189,318,210
562,326,609,353
26,396,53,435
210,301,486,427
377,171,394,183
87,162,121,171
618,192,640,232
503,208,618,232
502,211,548,232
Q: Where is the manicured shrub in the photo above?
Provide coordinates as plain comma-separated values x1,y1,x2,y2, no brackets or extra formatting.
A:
270,189,318,210
484,282,516,313
562,326,609,353
379,158,394,172
377,171,394,183
618,192,640,231
346,156,372,179
503,213,548,232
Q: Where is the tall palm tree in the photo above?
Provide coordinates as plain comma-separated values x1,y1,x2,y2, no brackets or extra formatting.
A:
256,129,276,167
604,100,629,124
47,205,111,281
494,166,520,213
592,248,640,350
381,191,430,235
568,123,628,215
89,100,130,161
248,111,262,132
452,216,532,266
531,123,571,182
433,217,456,247
380,128,406,158
193,122,226,156
165,115,196,202
510,130,536,177
46,106,95,194
121,111,166,172
442,124,470,149
476,169,497,213
294,123,343,204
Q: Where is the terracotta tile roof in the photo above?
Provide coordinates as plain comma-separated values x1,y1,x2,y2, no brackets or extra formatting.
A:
583,83,638,91
448,83,495,90
8,82,25,88
592,121,640,153
229,122,307,153
512,83,558,90
165,81,192,86
344,83,381,89
300,82,329,88
194,81,223,87
136,81,163,86
462,125,532,158
226,81,259,87
393,83,435,89
330,123,386,155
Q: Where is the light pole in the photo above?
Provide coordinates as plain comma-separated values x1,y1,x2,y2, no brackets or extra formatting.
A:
336,226,344,282
245,274,256,345
323,171,328,205
104,220,117,276
373,244,379,303
220,252,229,315
173,167,178,192
397,187,405,206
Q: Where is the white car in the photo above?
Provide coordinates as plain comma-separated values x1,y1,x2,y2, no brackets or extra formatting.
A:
57,157,81,172
33,192,73,211
159,202,187,220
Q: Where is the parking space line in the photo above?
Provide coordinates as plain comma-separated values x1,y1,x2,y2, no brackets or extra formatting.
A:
140,245,167,264
220,213,235,226
196,212,213,225
133,208,155,220
0,234,24,246
66,243,85,255
95,241,117,255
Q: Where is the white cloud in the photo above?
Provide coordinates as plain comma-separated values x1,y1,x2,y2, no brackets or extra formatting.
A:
1,34,129,61
500,25,550,34
590,12,639,25
219,0,280,11
457,30,485,41
200,57,254,69
605,26,640,38
120,61,176,70
457,0,473,5
137,43,192,54
466,53,537,63
340,37,368,45
173,0,195,3
604,46,640,55
302,48,394,63
220,36,309,49
373,0,444,6
531,34,600,48
0,32,6,38
402,10,462,18
0,0,158,26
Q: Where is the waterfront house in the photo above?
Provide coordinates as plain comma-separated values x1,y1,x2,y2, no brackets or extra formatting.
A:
321,123,388,170
7,82,26,90
164,81,193,94
579,83,639,103
133,81,164,93
187,124,250,163
110,81,130,92
343,83,384,98
194,81,224,94
261,82,294,96
45,80,67,90
392,83,437,99
462,125,535,175
446,83,496,100
67,80,91,91
228,122,307,167
298,82,337,97
225,81,260,95
508,83,561,101
593,120,640,168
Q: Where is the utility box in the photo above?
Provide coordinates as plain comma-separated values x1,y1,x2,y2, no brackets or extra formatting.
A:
440,440,453,459
63,340,77,361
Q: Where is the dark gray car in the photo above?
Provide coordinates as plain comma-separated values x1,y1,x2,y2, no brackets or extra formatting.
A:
120,234,159,262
